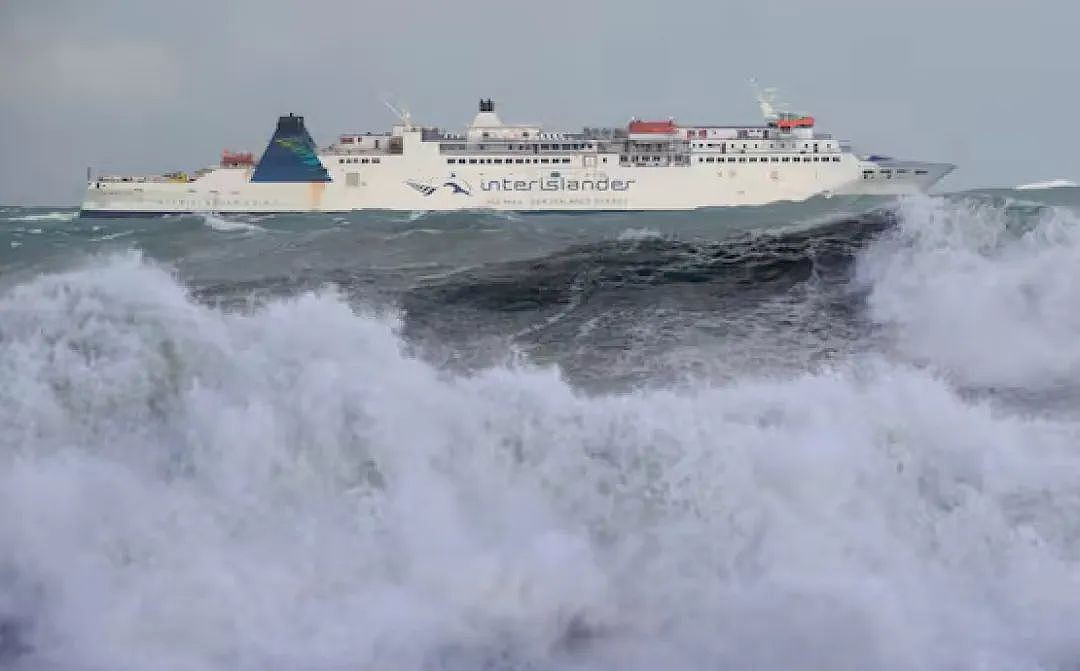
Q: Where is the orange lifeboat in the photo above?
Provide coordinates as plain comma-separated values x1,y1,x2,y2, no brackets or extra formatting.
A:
221,150,255,167
776,116,815,129
628,119,677,134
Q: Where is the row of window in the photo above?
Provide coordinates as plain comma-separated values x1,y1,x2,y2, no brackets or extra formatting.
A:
446,157,609,165
441,155,846,166
338,157,381,165
692,142,834,151
695,156,842,163
443,142,596,151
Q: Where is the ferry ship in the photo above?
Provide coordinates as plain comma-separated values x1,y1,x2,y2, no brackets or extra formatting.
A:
79,89,955,216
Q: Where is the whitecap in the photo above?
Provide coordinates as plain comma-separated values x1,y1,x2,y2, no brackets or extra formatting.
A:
200,212,264,233
1015,179,1078,190
6,211,77,222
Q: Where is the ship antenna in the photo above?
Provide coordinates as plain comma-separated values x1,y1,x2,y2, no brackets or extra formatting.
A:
380,93,415,129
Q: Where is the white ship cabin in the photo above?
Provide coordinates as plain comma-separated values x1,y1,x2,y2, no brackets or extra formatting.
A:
316,98,852,170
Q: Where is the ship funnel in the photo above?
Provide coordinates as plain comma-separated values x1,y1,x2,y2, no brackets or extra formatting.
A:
250,114,331,183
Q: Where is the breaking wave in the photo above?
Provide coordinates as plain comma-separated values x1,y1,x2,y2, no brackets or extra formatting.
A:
3,190,1080,670
1016,179,1077,190
858,194,1080,389
3,211,77,223
201,212,265,233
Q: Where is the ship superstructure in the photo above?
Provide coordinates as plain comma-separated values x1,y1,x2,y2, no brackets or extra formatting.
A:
80,91,954,216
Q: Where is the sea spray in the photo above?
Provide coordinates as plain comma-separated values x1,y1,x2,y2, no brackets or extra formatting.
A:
0,251,1078,669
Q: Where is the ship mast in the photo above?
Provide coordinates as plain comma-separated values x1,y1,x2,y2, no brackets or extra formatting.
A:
381,95,416,131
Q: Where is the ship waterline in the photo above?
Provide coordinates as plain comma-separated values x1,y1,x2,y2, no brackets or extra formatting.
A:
79,96,955,216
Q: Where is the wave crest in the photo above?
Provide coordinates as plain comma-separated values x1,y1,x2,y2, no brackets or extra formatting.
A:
0,252,1078,669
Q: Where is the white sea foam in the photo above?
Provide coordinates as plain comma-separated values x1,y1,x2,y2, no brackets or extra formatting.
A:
1015,179,1077,190
0,244,1078,670
616,227,664,241
91,230,135,242
200,212,264,233
858,193,1080,388
5,211,77,222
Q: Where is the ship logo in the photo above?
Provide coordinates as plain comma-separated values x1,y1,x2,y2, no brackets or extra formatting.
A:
405,172,472,197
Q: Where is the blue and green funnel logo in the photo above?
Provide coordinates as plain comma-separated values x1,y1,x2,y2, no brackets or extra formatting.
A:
251,114,331,183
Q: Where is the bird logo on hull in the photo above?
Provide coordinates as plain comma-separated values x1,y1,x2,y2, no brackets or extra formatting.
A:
405,173,472,197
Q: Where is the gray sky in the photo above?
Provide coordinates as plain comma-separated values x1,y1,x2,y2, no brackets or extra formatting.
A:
1,0,1076,205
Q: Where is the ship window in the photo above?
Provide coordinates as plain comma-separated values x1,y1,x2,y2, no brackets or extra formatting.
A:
541,144,550,150
728,157,737,162
602,157,608,163
833,157,841,162
494,158,503,164
749,157,757,162
782,157,790,162
361,158,369,164
373,158,380,164
771,157,779,162
469,159,477,164
706,157,714,163
447,158,455,164
698,157,704,163
515,158,524,164
897,169,909,173
562,158,571,164
620,155,628,162
739,157,747,163
341,137,354,144
915,170,928,175
541,158,549,164
339,158,345,164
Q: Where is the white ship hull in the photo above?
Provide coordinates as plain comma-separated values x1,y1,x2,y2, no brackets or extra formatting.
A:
80,98,955,216
80,158,953,216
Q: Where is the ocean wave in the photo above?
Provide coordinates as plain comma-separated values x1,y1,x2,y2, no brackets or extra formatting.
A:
201,212,265,233
1015,179,1078,190
0,252,1077,669
4,211,77,222
857,193,1080,388
616,227,664,241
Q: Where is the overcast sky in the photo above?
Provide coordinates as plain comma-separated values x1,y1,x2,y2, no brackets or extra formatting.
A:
1,0,1076,205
